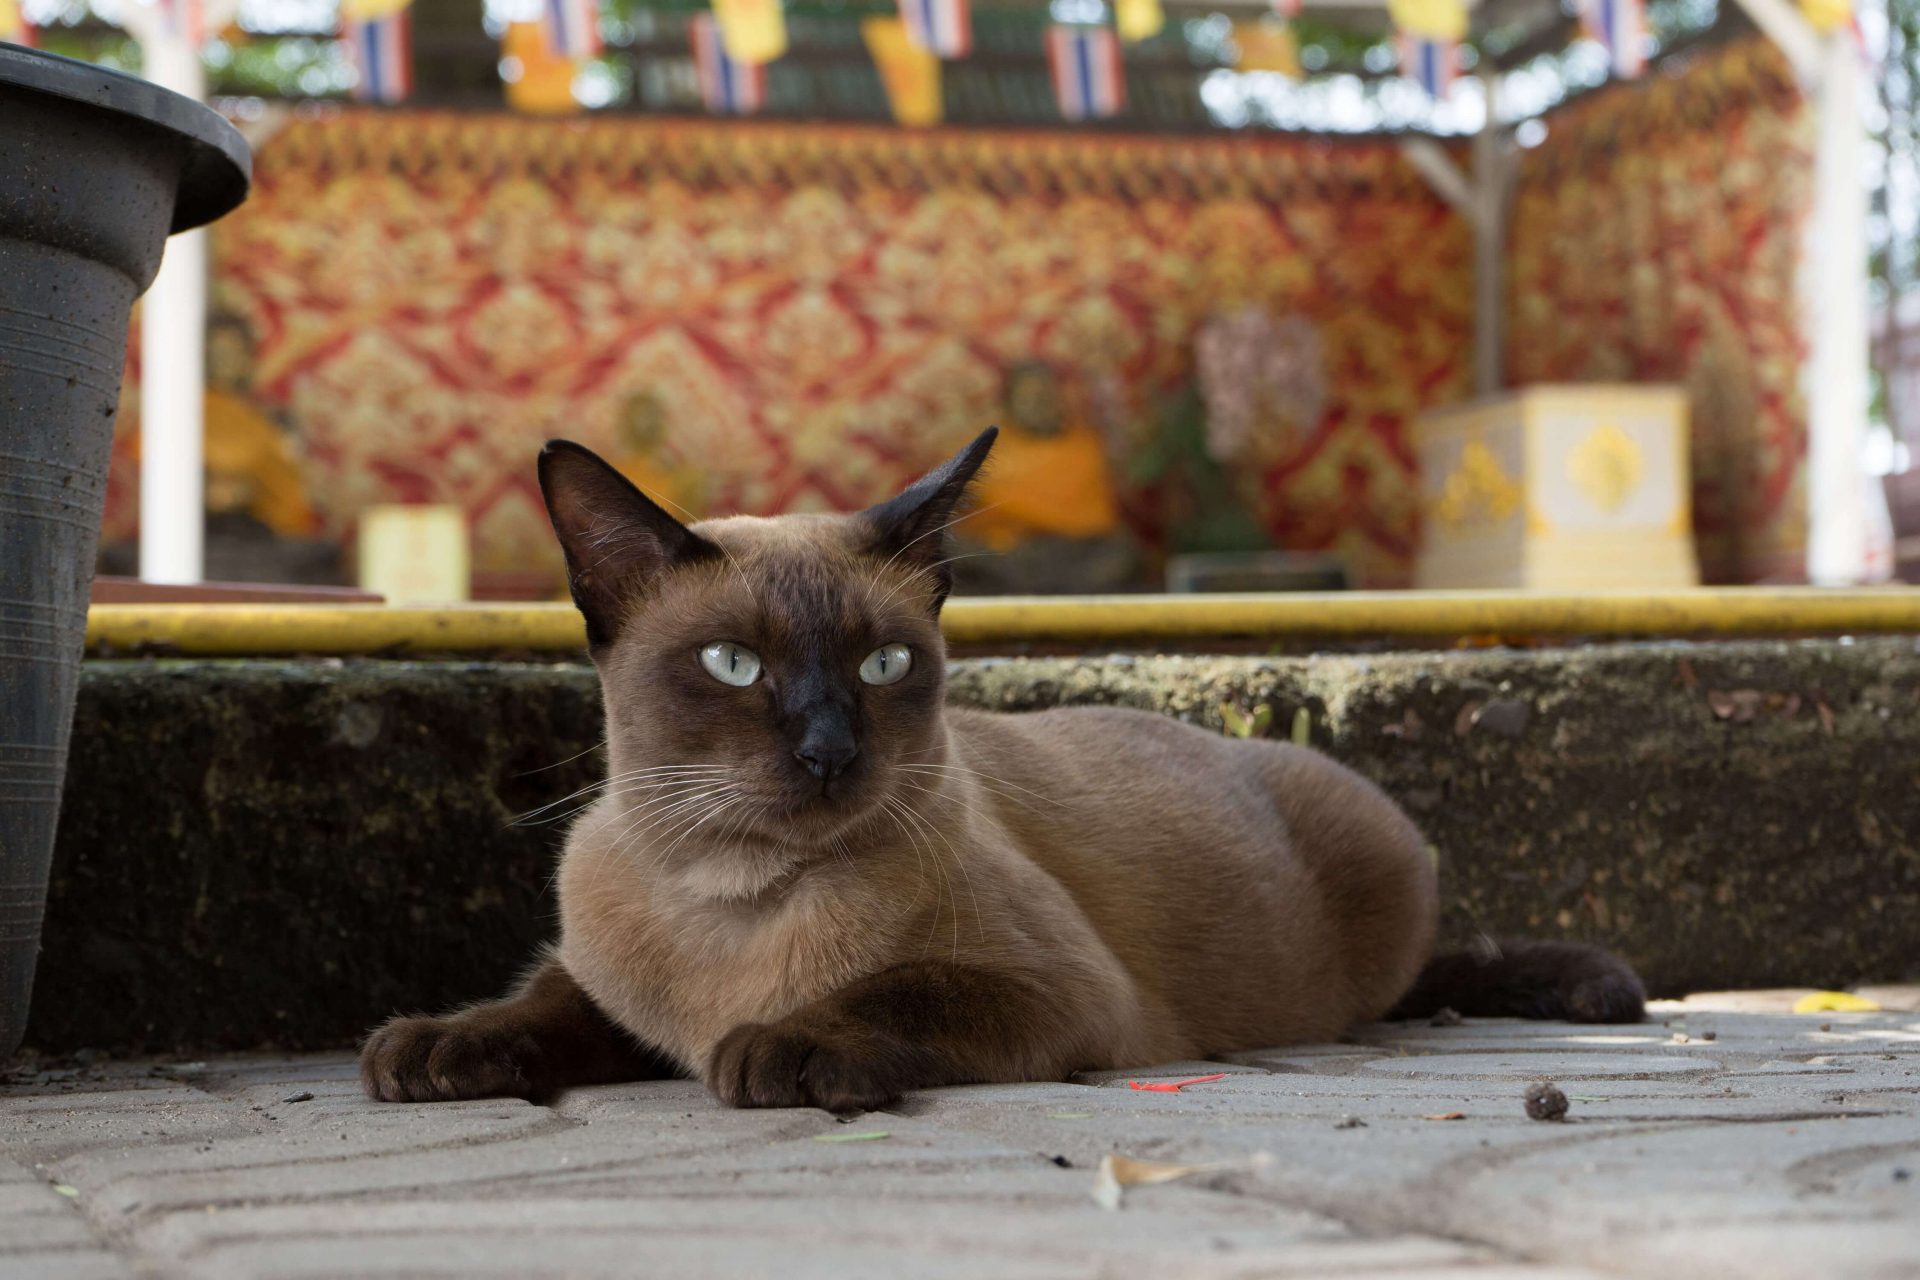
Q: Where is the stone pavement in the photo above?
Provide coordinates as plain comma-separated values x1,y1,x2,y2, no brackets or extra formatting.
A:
4,994,1917,1280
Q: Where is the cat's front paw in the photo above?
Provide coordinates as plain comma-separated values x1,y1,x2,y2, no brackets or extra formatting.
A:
705,1021,920,1112
360,1015,535,1103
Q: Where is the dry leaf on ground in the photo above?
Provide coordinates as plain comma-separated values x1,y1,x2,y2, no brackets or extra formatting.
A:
1091,1152,1273,1210
1792,991,1882,1014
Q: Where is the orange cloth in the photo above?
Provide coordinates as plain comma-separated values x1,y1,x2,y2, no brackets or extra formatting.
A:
203,390,318,535
502,22,580,116
966,422,1121,550
131,390,317,536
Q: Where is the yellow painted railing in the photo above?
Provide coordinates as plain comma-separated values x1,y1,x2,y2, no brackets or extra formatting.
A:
83,588,1920,655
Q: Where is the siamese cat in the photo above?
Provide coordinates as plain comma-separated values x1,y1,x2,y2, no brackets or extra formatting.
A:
362,429,1642,1111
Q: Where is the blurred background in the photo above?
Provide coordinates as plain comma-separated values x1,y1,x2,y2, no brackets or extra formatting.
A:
10,0,1918,602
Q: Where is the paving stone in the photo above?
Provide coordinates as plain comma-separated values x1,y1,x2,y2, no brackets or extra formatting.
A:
6,1005,1920,1279
1357,1053,1716,1079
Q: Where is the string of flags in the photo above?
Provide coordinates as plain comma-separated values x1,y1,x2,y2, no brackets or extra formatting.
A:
1396,31,1459,99
1045,23,1125,122
0,0,35,47
864,15,941,125
158,0,205,48
897,0,970,60
690,11,765,115
1577,0,1646,80
286,0,1674,120
541,0,601,61
340,0,411,105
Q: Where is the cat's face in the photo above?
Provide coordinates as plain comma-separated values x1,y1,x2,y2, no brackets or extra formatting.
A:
539,430,995,852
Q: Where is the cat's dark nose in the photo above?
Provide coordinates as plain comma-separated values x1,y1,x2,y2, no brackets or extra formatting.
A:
795,736,858,782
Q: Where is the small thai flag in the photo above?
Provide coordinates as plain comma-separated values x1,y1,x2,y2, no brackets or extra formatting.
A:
691,13,766,114
1579,0,1646,78
1045,25,1124,122
0,0,34,47
1396,32,1457,99
159,0,204,46
898,0,969,58
345,10,413,104
542,0,601,60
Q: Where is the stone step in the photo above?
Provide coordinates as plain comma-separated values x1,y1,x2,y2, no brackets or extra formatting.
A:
25,636,1920,1054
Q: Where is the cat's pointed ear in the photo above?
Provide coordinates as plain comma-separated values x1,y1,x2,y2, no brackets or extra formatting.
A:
860,426,997,611
538,440,720,649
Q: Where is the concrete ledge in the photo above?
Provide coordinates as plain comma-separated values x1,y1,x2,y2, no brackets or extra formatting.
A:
28,639,1920,1054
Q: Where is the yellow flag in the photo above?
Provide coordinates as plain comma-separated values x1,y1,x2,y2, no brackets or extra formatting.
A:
713,0,787,66
502,21,581,115
1388,0,1466,41
341,0,412,20
1115,0,1163,44
862,16,941,127
1234,21,1299,75
1799,0,1850,31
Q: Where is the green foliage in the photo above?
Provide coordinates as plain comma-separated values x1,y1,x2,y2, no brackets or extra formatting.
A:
1219,703,1274,739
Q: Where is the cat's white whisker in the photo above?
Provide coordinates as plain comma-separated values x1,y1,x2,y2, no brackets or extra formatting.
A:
512,764,729,825
524,770,735,830
890,789,980,959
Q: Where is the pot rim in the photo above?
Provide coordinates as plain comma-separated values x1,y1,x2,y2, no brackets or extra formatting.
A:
0,42,250,233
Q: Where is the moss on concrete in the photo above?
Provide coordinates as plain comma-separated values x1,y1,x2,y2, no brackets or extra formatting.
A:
27,639,1920,1054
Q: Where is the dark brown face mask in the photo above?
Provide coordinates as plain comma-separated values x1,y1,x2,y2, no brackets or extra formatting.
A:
535,427,998,835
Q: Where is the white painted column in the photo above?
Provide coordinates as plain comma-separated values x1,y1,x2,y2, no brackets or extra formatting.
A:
1803,29,1872,584
132,11,212,583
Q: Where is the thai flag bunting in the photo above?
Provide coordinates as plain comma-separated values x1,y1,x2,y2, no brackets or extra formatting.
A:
897,0,969,58
1396,31,1457,99
1579,0,1646,78
542,0,601,60
344,9,413,104
1045,25,1124,121
158,0,205,45
0,0,34,46
691,12,766,114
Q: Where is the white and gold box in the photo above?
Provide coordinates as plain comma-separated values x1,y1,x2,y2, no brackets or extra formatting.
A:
1414,385,1698,590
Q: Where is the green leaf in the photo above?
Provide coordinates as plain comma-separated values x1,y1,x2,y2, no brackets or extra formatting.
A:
51,1184,78,1198
1220,704,1253,738
812,1130,890,1143
1290,707,1311,745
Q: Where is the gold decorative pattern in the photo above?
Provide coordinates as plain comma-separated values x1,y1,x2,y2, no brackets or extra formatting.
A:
104,110,1473,585
1434,439,1522,530
1567,422,1644,512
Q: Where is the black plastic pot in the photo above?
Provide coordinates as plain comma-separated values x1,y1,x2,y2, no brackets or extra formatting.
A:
1,45,249,1056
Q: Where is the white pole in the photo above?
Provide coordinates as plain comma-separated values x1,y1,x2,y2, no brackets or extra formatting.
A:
1803,29,1870,584
135,19,209,584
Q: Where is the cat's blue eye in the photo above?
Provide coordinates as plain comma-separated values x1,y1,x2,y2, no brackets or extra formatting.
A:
859,644,912,687
699,642,762,687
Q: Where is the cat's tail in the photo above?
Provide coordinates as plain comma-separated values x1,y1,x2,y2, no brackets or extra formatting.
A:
1386,938,1646,1024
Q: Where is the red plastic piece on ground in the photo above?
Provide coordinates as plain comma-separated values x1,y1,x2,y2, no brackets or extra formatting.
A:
1126,1073,1229,1092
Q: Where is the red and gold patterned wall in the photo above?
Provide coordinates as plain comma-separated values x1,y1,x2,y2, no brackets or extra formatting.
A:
1507,38,1814,582
101,37,1813,587
103,113,1470,587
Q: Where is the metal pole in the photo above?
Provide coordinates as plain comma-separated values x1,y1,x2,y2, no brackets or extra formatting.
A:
1471,66,1505,396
